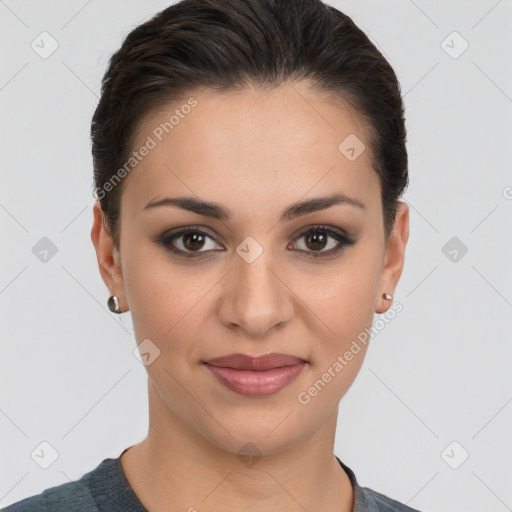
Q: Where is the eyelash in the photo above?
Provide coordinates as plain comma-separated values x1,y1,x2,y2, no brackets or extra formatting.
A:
155,224,357,259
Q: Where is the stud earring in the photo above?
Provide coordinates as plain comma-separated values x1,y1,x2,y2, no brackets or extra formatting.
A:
382,292,393,300
107,295,121,314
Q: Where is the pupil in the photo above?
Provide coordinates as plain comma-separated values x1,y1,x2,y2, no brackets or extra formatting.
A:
307,231,326,250
184,233,204,250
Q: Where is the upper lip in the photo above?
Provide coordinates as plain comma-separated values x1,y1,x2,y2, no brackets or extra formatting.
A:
204,353,306,371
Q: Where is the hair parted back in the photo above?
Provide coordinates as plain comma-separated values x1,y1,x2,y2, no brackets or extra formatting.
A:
91,0,408,249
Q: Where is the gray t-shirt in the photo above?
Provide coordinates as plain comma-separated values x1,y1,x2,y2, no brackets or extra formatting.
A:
1,452,422,511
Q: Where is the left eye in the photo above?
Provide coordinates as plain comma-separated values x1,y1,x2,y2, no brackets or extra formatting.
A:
291,226,356,256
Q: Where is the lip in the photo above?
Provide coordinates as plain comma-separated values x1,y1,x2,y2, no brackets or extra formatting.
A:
203,353,307,397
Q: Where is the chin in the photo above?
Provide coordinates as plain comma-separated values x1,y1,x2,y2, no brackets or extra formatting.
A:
197,413,310,459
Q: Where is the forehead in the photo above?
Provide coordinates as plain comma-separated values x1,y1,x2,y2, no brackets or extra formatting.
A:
122,82,380,219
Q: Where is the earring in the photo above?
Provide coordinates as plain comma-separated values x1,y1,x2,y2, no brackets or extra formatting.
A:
107,295,121,314
382,292,393,300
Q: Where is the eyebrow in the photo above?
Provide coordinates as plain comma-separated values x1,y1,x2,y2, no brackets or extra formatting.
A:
143,193,365,222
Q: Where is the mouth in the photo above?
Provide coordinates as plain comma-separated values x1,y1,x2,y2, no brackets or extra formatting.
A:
202,353,307,397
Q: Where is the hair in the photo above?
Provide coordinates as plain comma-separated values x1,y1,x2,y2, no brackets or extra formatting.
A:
91,0,408,249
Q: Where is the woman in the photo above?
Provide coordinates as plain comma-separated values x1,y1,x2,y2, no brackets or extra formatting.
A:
2,0,418,510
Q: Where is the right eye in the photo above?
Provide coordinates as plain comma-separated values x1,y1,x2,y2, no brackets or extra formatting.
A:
155,226,224,258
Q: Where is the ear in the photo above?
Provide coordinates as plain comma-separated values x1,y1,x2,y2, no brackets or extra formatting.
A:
90,200,127,312
375,201,409,314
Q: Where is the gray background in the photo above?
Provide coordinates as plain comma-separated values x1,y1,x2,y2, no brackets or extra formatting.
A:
1,1,511,510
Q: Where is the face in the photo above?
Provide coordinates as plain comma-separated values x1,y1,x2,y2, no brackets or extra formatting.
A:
91,81,409,457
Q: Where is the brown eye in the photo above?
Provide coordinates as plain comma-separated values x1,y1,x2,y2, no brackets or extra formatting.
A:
304,230,329,251
156,225,356,260
157,227,223,257
292,226,356,257
182,232,207,251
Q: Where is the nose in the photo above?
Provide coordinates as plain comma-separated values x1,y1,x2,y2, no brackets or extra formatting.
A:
216,249,294,338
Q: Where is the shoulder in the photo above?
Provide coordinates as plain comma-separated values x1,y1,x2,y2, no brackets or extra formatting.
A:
358,485,423,512
1,480,96,512
336,457,423,512
0,460,113,512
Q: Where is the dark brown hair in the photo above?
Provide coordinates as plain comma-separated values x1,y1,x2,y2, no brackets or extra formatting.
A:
91,0,408,249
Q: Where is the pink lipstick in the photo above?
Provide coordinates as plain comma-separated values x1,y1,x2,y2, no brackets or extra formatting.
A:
203,353,307,397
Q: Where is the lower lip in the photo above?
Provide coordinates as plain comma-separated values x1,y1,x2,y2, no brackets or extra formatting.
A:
204,362,306,397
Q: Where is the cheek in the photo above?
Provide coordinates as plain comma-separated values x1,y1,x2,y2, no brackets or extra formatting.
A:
293,266,377,415
122,248,192,337
301,254,381,341
292,242,383,397
122,248,219,369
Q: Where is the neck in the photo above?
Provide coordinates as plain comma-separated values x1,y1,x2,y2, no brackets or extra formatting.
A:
120,380,354,512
